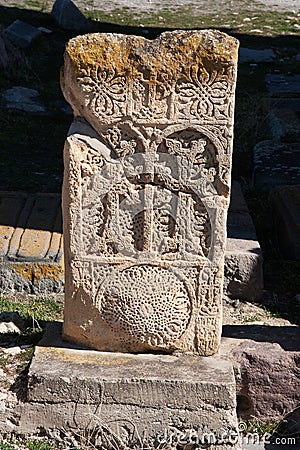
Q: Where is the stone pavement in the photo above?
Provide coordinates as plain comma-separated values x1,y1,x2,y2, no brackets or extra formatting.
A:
0,182,263,300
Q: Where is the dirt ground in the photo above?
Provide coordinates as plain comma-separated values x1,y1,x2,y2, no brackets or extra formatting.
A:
1,0,300,13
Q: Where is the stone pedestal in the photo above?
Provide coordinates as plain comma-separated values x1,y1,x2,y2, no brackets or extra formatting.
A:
61,30,239,356
23,323,241,449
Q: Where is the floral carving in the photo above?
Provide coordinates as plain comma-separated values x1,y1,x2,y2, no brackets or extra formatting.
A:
176,68,231,121
79,69,126,118
62,31,238,356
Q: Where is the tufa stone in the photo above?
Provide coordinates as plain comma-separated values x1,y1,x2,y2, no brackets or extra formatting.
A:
62,30,238,355
61,30,239,356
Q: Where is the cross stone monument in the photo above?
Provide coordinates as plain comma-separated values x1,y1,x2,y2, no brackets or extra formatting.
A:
61,30,239,356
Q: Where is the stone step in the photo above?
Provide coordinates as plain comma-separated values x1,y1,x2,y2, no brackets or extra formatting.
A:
0,183,263,300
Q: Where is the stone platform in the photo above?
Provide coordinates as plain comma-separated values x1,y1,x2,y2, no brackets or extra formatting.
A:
0,182,263,301
11,322,240,449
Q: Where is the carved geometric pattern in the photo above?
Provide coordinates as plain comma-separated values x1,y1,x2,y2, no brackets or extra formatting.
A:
97,265,191,349
62,30,239,355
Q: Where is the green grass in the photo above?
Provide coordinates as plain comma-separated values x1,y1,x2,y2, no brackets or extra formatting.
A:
88,6,300,36
0,295,63,347
0,296,63,322
241,418,279,436
0,439,54,450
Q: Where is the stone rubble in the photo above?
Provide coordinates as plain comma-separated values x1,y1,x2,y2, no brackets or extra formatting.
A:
3,20,42,48
51,0,91,31
0,86,47,114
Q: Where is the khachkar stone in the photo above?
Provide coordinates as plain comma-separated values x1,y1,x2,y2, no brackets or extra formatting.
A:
61,30,239,356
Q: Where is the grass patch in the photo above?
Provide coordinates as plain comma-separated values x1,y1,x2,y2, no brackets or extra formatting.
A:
88,6,300,36
0,438,54,450
0,295,63,322
0,295,63,348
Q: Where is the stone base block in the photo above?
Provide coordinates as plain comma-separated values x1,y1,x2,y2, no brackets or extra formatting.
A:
225,182,263,301
14,323,240,448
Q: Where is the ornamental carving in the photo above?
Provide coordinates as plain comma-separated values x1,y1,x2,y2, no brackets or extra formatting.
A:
61,30,239,355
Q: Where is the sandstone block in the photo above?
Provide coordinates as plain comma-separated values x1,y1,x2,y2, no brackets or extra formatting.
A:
232,340,300,421
0,86,46,114
61,31,239,356
0,192,63,294
265,98,300,143
225,182,263,301
253,140,300,190
222,326,300,421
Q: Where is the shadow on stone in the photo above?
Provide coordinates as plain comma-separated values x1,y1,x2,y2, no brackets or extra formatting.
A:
222,324,300,351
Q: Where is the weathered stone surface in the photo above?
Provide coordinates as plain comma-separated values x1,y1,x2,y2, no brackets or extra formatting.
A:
225,182,263,301
239,47,275,63
0,34,23,70
0,189,260,299
0,192,63,294
51,0,91,31
16,322,240,448
264,97,300,143
265,73,300,95
3,20,41,49
228,340,300,421
225,240,263,302
222,325,300,421
270,185,300,261
0,86,46,113
61,31,239,356
253,140,300,190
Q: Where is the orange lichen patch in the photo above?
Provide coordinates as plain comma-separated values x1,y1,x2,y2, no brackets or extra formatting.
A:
12,263,33,281
64,30,239,80
33,263,63,282
12,263,63,282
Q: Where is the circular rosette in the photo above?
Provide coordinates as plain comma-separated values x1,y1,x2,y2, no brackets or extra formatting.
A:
97,265,192,349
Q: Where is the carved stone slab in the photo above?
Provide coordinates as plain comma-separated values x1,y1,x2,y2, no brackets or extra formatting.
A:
61,30,239,355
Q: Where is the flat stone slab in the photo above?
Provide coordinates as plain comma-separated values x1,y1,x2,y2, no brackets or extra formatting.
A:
0,186,262,299
19,322,240,448
253,140,300,190
239,48,275,63
0,86,47,114
265,73,300,95
3,20,42,48
270,184,300,261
